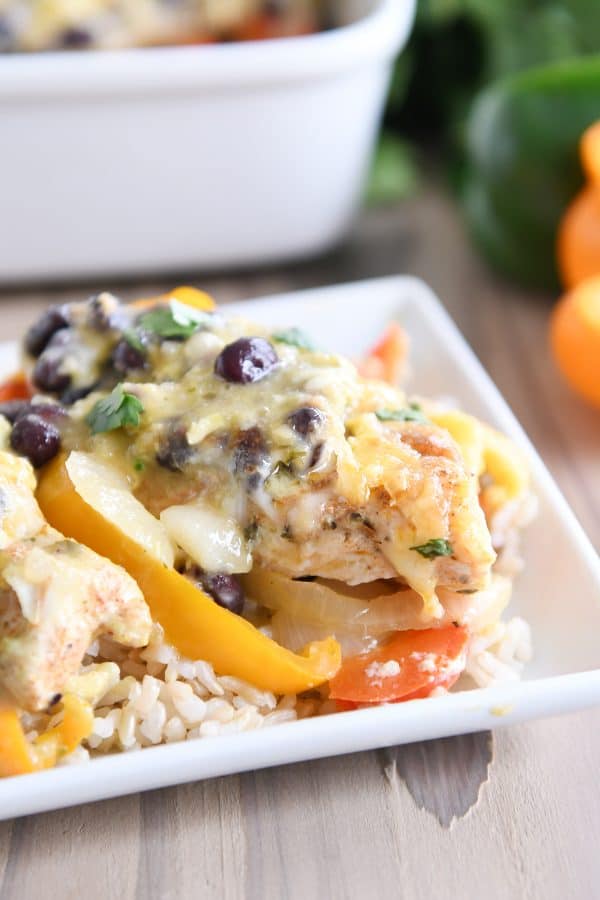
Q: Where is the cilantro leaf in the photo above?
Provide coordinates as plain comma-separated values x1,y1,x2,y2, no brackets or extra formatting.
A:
375,404,429,424
272,327,317,352
86,385,144,435
410,539,453,559
139,300,210,340
123,329,145,352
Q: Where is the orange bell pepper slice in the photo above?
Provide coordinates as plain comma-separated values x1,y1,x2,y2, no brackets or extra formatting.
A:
36,455,341,695
0,372,33,403
0,695,93,778
329,626,468,707
130,286,216,313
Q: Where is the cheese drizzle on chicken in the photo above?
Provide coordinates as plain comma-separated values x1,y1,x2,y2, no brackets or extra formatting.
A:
17,292,496,627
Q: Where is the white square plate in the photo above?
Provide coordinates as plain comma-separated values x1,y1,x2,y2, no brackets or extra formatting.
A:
1,275,599,821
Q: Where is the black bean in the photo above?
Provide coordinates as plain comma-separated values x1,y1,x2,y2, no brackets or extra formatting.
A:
31,329,73,394
184,566,245,615
24,307,69,358
45,329,70,350
214,337,278,384
59,27,93,49
28,402,67,421
0,400,67,424
156,428,192,472
32,356,71,394
287,406,324,437
0,400,29,424
201,573,245,616
10,414,61,468
59,384,95,405
112,340,146,374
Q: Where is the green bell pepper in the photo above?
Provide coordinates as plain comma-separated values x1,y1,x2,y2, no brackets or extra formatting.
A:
463,55,600,289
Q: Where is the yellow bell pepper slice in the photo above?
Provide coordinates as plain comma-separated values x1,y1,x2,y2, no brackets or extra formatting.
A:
480,424,529,501
167,286,215,311
36,455,341,695
34,695,94,766
430,409,529,515
130,286,216,312
428,409,486,477
0,704,34,777
0,694,93,778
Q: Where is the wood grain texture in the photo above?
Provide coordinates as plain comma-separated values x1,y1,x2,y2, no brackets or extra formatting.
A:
1,185,599,899
381,732,493,827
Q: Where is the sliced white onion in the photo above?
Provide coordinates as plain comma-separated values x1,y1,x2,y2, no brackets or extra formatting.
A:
439,575,511,631
243,569,512,638
241,567,436,631
66,451,174,567
270,611,385,658
160,501,252,574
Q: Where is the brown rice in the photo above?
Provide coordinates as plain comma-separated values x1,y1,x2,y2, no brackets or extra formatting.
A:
20,490,534,764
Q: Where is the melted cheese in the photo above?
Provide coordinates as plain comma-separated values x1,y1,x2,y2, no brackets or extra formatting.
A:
30,299,518,606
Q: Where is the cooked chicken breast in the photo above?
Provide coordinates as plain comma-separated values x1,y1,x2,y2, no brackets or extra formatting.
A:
19,294,496,620
0,451,151,711
0,448,46,549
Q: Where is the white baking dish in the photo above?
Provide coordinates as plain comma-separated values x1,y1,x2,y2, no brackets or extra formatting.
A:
0,0,415,284
1,275,600,821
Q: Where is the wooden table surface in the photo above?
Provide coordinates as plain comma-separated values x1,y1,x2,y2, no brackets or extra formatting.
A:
1,186,599,900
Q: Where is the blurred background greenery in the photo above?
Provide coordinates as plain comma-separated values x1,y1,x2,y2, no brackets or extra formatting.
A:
368,0,600,290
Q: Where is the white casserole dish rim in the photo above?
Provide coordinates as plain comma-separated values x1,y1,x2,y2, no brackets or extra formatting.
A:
0,0,415,96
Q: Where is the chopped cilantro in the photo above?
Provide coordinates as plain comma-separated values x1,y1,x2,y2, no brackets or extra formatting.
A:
139,300,210,340
410,538,453,559
375,405,429,424
133,458,146,472
86,385,144,435
272,327,316,352
123,329,145,352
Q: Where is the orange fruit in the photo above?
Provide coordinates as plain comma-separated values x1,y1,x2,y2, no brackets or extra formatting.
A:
580,121,600,185
557,185,600,289
550,275,600,408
